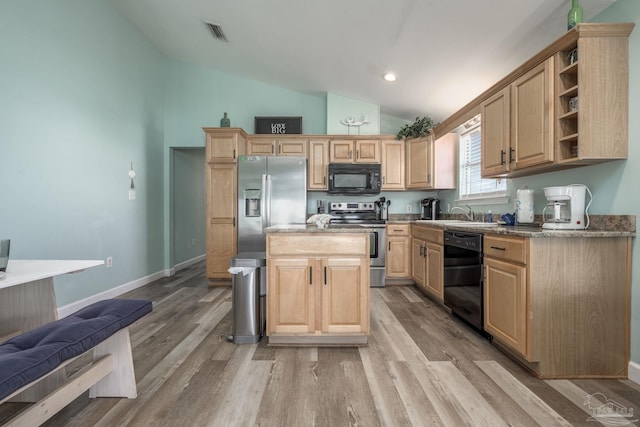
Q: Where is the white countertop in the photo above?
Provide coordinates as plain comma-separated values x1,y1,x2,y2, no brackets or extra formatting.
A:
0,260,104,289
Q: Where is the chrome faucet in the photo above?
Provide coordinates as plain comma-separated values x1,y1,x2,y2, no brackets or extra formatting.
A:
451,205,474,221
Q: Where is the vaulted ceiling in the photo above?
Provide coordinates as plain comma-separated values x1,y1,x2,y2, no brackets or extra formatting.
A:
111,0,617,122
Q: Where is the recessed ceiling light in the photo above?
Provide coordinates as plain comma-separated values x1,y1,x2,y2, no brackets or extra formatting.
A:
382,72,397,82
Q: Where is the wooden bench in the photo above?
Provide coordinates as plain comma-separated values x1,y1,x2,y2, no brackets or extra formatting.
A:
0,298,152,426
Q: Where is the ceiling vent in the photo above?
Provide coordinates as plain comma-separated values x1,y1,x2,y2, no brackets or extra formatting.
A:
205,22,228,42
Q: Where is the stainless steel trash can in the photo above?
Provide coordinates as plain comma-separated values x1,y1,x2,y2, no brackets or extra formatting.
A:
229,252,266,344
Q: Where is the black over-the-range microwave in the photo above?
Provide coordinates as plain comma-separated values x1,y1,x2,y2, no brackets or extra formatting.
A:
327,163,381,195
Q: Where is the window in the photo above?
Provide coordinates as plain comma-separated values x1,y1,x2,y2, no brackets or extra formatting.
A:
458,119,506,201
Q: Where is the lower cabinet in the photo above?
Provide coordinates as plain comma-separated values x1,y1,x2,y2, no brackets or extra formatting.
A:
410,225,444,301
484,256,527,356
386,224,410,278
266,233,370,345
483,234,631,378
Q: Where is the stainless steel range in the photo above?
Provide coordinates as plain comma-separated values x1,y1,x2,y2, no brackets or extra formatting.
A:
329,202,386,287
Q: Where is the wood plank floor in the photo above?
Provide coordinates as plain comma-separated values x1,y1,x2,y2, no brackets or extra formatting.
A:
2,261,639,426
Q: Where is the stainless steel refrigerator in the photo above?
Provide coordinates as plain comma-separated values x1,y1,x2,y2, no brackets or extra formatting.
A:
237,156,308,252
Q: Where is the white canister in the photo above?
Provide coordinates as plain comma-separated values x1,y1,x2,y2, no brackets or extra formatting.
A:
516,187,535,223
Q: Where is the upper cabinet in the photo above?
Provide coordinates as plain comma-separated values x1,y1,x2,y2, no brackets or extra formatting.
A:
482,59,554,176
381,140,405,190
555,26,630,163
442,23,634,179
308,139,330,190
329,140,381,163
204,128,246,163
481,87,511,176
246,138,308,157
405,133,456,190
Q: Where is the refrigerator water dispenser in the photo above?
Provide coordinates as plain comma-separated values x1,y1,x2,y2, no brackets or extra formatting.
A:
244,189,261,217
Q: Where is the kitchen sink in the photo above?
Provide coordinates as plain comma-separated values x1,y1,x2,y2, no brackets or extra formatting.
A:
447,222,499,228
414,219,466,224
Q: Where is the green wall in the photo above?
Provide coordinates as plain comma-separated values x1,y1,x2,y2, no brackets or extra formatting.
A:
0,0,166,305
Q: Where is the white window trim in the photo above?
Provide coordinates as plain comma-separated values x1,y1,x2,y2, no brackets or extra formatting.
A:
457,117,508,205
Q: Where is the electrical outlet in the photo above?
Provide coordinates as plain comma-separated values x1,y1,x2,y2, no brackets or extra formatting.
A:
106,256,113,268
406,204,412,213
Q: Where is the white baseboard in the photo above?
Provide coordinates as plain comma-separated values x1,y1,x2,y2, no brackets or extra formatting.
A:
629,361,640,384
57,269,165,318
57,254,207,318
173,254,205,272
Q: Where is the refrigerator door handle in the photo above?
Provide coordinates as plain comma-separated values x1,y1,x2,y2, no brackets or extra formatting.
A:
263,174,272,228
261,174,268,231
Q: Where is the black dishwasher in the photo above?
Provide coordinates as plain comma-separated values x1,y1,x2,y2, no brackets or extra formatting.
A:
443,231,490,338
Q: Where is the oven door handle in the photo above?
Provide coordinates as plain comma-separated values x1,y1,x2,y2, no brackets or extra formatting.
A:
370,231,378,259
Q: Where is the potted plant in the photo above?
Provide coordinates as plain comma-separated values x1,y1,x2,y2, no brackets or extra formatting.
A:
396,116,436,140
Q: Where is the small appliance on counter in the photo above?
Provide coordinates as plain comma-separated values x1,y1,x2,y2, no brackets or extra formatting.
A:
542,184,592,230
375,197,390,221
420,198,440,220
515,187,535,224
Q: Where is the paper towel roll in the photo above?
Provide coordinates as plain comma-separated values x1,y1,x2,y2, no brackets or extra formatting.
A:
516,188,535,223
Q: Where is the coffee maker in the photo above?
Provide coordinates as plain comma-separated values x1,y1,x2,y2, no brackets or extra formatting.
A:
542,185,592,230
420,198,440,220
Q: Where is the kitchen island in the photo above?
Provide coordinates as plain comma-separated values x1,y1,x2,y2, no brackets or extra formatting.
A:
264,225,370,346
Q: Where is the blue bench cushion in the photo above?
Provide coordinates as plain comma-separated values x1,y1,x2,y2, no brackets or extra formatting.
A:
0,298,152,401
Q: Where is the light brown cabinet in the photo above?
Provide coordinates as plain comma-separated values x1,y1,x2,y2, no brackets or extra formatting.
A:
478,23,633,178
203,128,246,281
483,234,631,378
266,232,370,345
410,225,444,301
484,236,528,356
482,58,554,177
555,26,631,164
405,133,456,190
329,139,380,163
385,224,410,278
381,140,405,190
481,87,510,176
246,138,308,157
206,129,244,162
308,139,329,190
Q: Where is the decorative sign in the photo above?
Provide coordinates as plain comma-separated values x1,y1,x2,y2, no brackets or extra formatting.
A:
255,116,302,134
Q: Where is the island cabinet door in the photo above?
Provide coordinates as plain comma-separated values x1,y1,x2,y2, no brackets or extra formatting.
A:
267,258,315,335
321,258,370,334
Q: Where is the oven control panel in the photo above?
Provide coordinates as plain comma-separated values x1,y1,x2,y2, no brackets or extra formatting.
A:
329,202,375,212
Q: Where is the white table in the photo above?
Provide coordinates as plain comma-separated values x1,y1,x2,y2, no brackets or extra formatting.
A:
0,260,103,401
0,260,104,338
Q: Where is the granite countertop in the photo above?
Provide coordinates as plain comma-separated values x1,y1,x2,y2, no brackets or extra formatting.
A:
265,224,374,233
401,219,636,238
268,215,636,237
